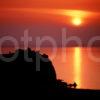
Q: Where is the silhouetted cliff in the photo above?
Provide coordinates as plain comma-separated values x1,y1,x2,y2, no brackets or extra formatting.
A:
0,48,100,98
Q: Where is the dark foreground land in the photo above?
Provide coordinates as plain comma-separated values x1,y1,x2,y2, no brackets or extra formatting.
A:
0,48,100,98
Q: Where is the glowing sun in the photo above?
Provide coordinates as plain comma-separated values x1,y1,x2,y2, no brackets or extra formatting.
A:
72,17,82,26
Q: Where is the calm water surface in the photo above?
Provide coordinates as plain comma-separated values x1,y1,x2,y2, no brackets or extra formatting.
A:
38,47,100,90
1,47,100,90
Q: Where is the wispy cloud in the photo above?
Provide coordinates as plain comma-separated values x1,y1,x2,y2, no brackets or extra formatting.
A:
1,8,100,18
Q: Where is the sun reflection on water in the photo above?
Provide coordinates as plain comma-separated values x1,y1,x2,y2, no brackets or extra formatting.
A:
74,47,81,88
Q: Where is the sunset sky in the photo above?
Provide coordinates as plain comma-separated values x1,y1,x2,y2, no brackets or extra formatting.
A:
0,0,100,47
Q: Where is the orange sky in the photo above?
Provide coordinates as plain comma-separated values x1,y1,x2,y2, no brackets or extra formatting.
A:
0,0,99,22
0,0,100,11
0,0,100,47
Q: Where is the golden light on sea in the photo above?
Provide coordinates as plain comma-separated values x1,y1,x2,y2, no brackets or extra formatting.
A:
74,48,82,88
